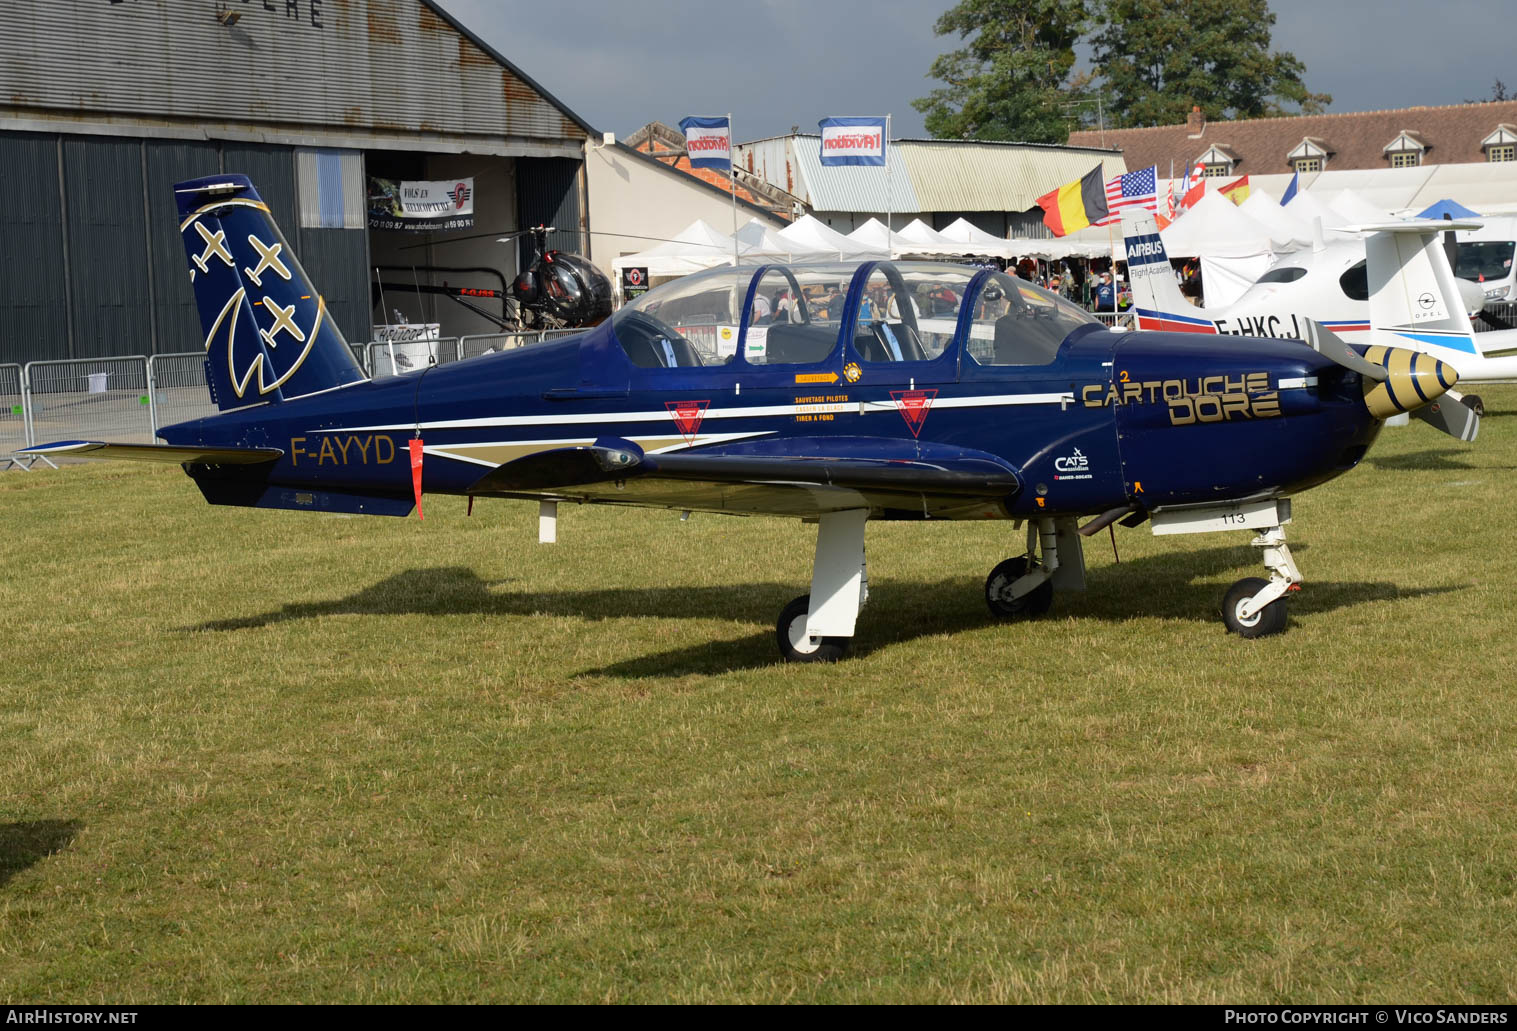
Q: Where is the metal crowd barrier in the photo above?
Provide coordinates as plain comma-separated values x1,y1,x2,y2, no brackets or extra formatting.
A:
364,337,462,379
1475,301,1517,334
0,362,32,468
459,332,542,358
23,356,155,451
1092,312,1136,330
147,352,219,432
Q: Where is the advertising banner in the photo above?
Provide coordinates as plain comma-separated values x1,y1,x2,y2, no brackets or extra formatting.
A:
368,178,475,231
678,116,732,171
818,117,887,167
621,266,650,301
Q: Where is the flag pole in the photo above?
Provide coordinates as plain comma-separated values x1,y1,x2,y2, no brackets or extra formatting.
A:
728,111,739,267
885,113,893,258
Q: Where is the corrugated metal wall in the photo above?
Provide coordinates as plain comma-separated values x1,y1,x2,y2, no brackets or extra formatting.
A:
63,137,151,359
144,141,222,355
1,134,371,363
0,1,585,148
0,135,66,365
516,158,584,267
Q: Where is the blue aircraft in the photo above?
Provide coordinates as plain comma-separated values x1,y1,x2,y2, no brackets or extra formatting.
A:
23,175,1478,661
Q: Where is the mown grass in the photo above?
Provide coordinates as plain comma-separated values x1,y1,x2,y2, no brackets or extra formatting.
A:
3,390,1517,1003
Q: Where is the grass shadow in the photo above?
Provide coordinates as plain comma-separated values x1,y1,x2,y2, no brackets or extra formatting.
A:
192,547,1466,676
1365,448,1511,472
186,566,793,632
0,820,81,888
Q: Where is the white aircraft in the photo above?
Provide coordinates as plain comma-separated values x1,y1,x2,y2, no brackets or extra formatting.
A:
1124,212,1517,413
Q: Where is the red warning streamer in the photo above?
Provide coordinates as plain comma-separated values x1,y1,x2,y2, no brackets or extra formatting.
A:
409,438,425,520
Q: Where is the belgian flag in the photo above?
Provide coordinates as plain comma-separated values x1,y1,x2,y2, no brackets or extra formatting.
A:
1036,165,1110,237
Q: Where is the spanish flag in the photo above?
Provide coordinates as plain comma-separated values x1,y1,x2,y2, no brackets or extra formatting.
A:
1220,175,1251,205
1036,166,1110,237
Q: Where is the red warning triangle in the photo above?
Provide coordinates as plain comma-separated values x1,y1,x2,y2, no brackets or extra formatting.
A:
665,400,710,446
889,389,937,438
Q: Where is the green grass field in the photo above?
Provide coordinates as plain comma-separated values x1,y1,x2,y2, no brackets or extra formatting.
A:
4,392,1517,1003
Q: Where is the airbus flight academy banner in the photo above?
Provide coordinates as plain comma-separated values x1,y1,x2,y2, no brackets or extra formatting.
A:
818,117,887,166
368,178,475,232
679,116,732,171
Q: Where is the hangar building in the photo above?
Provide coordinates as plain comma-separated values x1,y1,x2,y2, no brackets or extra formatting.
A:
0,0,594,364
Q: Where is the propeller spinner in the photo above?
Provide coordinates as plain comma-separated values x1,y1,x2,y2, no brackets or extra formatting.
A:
1304,321,1477,441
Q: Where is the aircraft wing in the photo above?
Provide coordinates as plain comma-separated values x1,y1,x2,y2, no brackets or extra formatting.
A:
20,440,283,464
466,438,1022,518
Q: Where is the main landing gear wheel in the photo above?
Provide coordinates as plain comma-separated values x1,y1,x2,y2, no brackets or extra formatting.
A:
1462,394,1485,417
1221,577,1289,639
985,557,1054,620
776,595,851,664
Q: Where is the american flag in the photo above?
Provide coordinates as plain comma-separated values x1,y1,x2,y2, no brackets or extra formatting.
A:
1093,165,1158,227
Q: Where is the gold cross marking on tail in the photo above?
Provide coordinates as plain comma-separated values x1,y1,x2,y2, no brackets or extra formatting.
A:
260,298,306,348
244,234,291,287
191,222,233,273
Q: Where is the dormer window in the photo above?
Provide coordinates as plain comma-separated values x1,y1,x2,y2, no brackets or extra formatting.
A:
1195,143,1236,178
1483,124,1517,162
1383,131,1427,168
1286,137,1332,174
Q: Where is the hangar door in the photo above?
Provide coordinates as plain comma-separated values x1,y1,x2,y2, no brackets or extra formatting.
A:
517,158,585,267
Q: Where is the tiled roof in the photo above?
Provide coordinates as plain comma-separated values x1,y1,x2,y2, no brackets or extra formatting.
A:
1068,101,1517,175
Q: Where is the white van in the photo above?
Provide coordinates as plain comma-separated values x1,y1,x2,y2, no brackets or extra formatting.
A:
1453,216,1517,303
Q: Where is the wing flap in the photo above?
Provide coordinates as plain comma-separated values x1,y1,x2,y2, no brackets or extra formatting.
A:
466,438,1022,517
21,440,283,464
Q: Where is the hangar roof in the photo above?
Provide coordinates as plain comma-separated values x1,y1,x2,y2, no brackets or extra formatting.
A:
738,135,1126,214
0,0,594,156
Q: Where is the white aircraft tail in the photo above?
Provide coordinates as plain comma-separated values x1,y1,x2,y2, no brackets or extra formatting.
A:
1121,211,1215,332
1356,219,1480,337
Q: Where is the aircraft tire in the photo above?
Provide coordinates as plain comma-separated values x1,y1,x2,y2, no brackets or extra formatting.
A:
1462,394,1485,417
984,557,1054,620
776,595,850,664
1221,577,1288,638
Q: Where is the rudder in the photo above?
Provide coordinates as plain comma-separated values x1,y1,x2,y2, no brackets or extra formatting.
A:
1122,211,1201,326
175,174,367,410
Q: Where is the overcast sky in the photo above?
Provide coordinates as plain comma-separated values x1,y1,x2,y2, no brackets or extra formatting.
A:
434,1,1511,141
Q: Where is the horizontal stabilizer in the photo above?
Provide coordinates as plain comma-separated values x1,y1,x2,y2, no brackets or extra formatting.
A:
1340,219,1482,235
20,441,283,464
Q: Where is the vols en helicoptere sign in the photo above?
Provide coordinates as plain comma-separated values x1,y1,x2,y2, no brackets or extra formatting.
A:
368,178,475,232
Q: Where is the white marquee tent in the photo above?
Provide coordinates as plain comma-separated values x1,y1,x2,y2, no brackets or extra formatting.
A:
778,214,884,259
611,219,745,277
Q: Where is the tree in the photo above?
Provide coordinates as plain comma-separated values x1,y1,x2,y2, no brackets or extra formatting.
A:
1466,78,1510,103
913,0,1091,144
1088,0,1330,128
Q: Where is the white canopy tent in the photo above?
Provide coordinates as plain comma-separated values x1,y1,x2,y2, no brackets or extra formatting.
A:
1325,190,1393,225
1004,225,1123,260
1162,190,1297,257
733,217,830,262
1284,189,1351,232
611,219,745,277
936,217,1020,259
779,214,885,259
845,218,896,256
1238,188,1315,249
888,218,966,257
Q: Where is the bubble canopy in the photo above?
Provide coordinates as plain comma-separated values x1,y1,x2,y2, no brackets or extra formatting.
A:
609,260,1099,372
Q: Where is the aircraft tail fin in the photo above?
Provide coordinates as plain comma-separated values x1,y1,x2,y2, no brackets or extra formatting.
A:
1355,219,1481,338
1122,211,1209,331
175,175,367,411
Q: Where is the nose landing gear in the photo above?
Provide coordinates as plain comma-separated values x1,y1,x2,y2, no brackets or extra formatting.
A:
1221,524,1298,638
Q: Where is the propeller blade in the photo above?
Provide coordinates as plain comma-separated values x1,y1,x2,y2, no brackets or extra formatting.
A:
1412,393,1480,441
1303,320,1388,381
